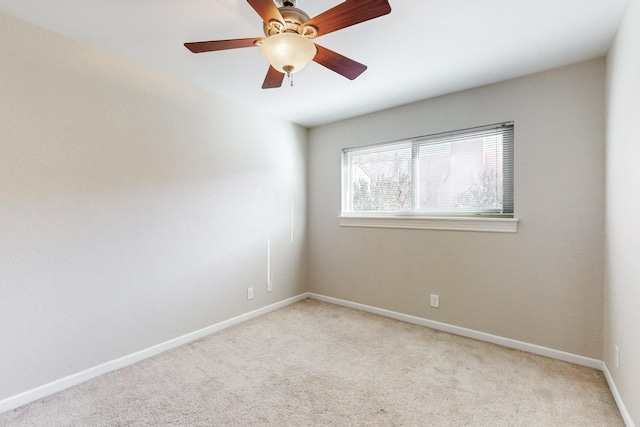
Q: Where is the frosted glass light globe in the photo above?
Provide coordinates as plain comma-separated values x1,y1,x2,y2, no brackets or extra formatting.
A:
260,33,317,74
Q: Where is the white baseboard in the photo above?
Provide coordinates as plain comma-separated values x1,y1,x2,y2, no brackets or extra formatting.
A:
2,292,634,426
602,362,636,427
308,293,602,368
0,293,308,415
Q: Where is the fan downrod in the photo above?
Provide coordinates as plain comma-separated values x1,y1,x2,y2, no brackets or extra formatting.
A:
275,0,301,7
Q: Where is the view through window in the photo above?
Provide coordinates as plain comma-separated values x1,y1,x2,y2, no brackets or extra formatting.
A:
342,122,514,217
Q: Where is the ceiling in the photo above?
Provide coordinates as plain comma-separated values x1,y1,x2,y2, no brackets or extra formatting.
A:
0,0,629,127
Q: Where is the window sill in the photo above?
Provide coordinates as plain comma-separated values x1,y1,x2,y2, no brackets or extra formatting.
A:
338,215,519,233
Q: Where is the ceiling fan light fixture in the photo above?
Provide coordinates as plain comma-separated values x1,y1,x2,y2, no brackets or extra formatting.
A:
184,0,391,89
260,33,316,75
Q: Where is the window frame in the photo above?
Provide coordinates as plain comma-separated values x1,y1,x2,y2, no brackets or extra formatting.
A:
340,122,518,233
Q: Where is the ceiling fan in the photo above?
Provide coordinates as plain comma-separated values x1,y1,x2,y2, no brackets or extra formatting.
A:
184,0,392,89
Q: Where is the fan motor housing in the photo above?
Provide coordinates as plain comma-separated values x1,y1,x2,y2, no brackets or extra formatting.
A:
263,6,312,36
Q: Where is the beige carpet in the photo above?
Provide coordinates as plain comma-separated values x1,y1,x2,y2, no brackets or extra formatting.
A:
0,299,623,426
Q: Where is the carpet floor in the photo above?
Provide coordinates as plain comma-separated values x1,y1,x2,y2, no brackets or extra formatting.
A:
0,299,623,426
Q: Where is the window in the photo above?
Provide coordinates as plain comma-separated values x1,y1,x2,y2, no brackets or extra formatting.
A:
341,122,517,232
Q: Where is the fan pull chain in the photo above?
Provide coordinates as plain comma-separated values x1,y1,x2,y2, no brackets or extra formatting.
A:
283,65,294,87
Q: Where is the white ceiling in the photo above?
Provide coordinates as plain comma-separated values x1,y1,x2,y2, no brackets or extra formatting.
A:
0,0,629,127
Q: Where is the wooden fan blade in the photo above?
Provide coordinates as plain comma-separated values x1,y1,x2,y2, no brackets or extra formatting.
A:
247,0,285,25
313,44,367,80
300,0,391,38
262,66,285,89
184,38,261,53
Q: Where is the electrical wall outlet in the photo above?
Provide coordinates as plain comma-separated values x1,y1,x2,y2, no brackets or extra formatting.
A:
430,294,440,308
267,281,272,293
247,287,254,300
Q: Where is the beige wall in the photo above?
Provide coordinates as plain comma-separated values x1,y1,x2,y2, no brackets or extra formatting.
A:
605,0,640,423
0,13,307,400
308,59,606,359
